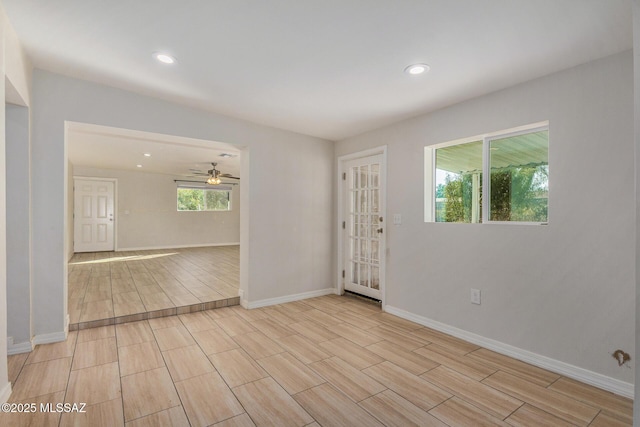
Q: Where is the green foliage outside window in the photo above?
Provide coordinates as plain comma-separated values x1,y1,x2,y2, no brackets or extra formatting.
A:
441,173,482,223
177,188,230,211
434,128,548,223
490,165,548,222
437,166,547,223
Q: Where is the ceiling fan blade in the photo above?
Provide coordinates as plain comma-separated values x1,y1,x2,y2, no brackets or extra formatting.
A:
220,174,240,179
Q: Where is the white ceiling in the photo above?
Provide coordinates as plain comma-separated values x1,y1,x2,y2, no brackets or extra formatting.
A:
4,0,632,141
67,122,241,178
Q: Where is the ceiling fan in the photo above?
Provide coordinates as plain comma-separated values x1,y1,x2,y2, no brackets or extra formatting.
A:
189,162,240,185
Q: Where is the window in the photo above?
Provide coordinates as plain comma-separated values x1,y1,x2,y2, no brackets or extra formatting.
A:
177,184,232,211
435,140,483,223
488,130,548,222
426,123,548,224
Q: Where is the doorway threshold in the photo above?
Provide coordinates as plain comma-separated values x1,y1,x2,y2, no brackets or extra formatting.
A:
343,290,381,305
69,296,239,331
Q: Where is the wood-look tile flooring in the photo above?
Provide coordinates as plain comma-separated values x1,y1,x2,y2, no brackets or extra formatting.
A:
5,295,632,426
68,246,240,330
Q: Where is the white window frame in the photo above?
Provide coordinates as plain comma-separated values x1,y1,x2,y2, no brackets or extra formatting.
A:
176,183,233,212
425,121,549,225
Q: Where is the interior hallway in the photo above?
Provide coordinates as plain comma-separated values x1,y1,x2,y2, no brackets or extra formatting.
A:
3,294,632,426
68,246,240,330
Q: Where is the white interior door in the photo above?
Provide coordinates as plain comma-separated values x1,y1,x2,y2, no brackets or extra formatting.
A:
74,178,115,252
343,153,385,300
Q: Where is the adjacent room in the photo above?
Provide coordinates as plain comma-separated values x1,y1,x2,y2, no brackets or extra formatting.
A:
0,0,639,426
66,123,241,328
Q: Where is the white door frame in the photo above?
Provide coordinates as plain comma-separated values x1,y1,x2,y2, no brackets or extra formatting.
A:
337,146,387,309
73,176,118,252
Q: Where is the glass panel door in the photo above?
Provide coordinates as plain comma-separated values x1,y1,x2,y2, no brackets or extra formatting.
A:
344,154,383,300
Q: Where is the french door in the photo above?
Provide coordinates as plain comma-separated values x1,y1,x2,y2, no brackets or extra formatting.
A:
343,153,385,300
74,178,115,252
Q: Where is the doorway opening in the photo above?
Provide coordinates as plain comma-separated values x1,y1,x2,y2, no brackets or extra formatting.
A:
65,122,244,329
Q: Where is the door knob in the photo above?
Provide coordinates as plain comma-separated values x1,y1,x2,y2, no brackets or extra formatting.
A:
377,228,383,234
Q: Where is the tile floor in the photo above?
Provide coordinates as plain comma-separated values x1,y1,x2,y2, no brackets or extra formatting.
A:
68,246,240,330
4,294,633,426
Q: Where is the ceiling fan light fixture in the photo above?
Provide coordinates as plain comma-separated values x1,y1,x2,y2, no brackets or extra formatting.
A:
404,63,430,75
206,162,222,185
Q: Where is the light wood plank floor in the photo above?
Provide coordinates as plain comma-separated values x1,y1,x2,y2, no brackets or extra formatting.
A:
4,294,632,426
68,246,240,330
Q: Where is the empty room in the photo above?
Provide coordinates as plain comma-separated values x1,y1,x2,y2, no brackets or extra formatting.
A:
66,123,242,329
0,1,639,426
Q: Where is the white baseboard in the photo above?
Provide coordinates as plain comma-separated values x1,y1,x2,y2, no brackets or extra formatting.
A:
117,242,239,252
238,289,246,308
0,382,11,403
385,305,634,399
247,288,336,309
33,331,67,346
7,336,33,355
238,289,248,308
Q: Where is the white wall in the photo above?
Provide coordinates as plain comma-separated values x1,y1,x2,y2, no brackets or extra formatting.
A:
2,11,30,106
336,51,635,391
6,104,30,351
72,166,240,250
30,70,334,339
0,29,7,403
633,0,640,418
0,2,32,403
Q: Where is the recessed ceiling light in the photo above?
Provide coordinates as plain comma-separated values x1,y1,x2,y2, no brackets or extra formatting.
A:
404,63,430,75
153,53,176,64
143,153,151,157
136,164,142,168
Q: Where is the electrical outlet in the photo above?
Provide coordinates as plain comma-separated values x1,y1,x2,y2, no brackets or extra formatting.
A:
470,288,481,305
393,214,402,225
